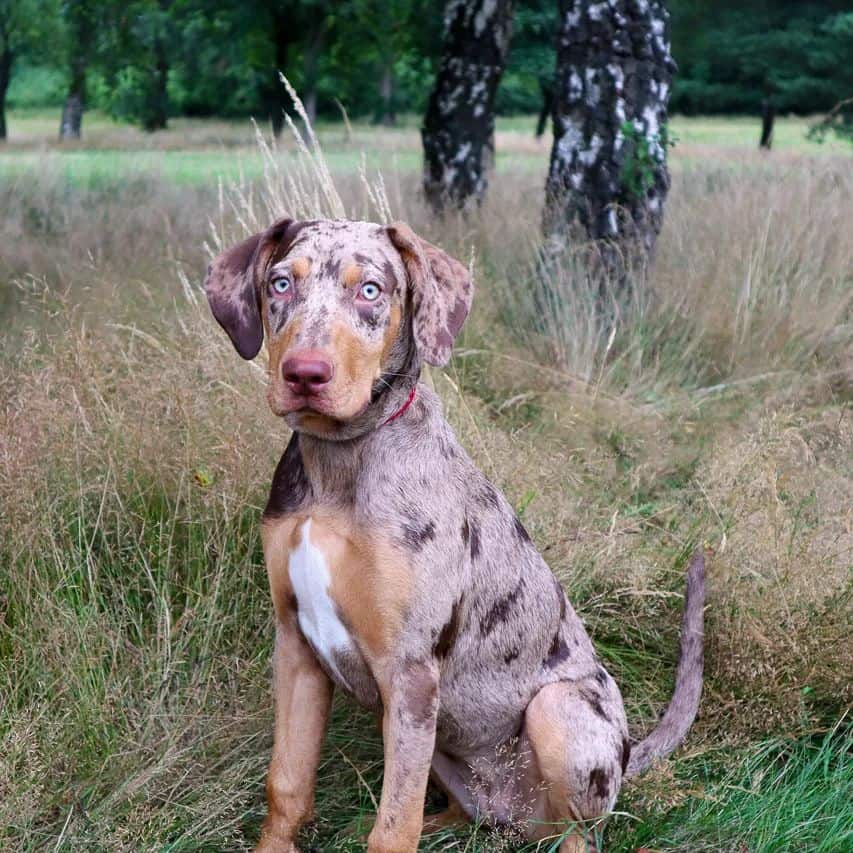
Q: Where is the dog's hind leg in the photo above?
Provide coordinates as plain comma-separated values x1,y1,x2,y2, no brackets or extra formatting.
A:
521,680,629,852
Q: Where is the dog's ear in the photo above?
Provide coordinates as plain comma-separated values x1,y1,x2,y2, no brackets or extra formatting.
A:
386,222,473,367
203,217,295,359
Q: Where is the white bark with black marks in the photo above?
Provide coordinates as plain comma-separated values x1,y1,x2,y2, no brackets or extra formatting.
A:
544,0,675,258
422,0,515,212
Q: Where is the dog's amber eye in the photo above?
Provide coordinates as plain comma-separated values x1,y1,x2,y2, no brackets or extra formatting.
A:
270,277,291,296
359,282,382,302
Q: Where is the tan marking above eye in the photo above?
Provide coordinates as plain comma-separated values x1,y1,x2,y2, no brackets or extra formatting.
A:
342,263,363,288
291,257,311,279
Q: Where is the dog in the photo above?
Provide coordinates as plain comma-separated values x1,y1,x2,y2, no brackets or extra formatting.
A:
203,217,705,852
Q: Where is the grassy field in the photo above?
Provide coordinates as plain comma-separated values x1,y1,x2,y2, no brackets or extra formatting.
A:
1,110,851,852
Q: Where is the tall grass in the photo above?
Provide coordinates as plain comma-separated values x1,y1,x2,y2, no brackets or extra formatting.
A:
1,112,851,850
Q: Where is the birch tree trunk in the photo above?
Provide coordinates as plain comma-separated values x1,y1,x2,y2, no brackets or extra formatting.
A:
422,0,515,213
543,0,675,262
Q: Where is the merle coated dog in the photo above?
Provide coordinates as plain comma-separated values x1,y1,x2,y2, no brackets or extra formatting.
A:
203,217,705,852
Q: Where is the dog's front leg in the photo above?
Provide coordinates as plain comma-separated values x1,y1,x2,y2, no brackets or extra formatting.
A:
256,615,333,853
368,659,440,853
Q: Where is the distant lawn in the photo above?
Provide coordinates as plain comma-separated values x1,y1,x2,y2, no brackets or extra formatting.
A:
0,110,847,188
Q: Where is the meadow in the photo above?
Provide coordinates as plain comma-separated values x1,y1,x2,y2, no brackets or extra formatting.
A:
1,109,851,851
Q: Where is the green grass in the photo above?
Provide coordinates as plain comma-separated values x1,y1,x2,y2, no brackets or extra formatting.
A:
611,725,853,852
1,114,851,851
1,110,847,189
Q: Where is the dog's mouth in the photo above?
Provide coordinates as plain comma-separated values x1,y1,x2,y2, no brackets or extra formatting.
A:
268,385,371,424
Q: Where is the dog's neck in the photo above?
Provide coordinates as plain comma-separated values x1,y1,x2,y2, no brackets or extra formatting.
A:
295,371,423,503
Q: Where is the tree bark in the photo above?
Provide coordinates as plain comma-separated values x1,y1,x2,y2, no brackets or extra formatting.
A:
543,0,675,261
145,47,169,131
301,23,325,127
379,61,395,126
0,45,11,142
422,0,515,213
60,56,86,141
268,8,292,137
759,97,774,149
59,93,83,139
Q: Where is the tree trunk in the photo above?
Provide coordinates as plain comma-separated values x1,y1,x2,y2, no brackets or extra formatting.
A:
543,0,675,262
59,1,93,141
268,9,292,137
60,59,86,140
759,97,774,149
535,77,553,138
379,61,395,126
59,93,83,139
422,0,516,213
301,23,325,127
144,48,169,131
0,46,11,142
143,0,171,132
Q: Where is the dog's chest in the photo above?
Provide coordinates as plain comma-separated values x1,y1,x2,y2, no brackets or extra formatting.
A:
287,518,357,689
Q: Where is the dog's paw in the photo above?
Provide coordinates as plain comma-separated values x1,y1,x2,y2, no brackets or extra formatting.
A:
254,828,299,853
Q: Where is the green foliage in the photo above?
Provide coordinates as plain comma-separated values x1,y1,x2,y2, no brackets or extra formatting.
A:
6,63,65,107
808,96,853,145
7,0,853,130
496,0,556,115
619,121,676,200
670,1,853,116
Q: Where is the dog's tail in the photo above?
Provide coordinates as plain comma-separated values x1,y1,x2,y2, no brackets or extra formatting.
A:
624,548,706,778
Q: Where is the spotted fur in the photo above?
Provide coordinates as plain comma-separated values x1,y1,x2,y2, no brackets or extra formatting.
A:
203,218,705,853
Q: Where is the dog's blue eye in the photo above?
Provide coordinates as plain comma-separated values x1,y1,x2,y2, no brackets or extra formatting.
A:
360,282,381,302
271,277,291,295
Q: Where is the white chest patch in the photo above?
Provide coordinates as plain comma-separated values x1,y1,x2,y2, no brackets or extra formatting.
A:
288,519,353,688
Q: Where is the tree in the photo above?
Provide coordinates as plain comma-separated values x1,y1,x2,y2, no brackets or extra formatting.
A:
0,0,45,141
422,0,515,212
0,12,10,141
543,0,675,263
58,0,96,140
99,0,175,131
668,1,853,116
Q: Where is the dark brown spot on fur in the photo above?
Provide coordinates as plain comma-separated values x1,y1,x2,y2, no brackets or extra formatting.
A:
513,516,532,543
401,662,438,727
468,520,481,559
588,767,610,800
581,687,611,723
461,518,470,545
401,519,436,551
553,576,566,621
543,632,571,668
321,256,341,281
621,737,631,775
382,259,399,294
594,665,609,687
433,598,462,659
478,483,500,509
480,576,525,636
263,433,310,518
504,647,520,664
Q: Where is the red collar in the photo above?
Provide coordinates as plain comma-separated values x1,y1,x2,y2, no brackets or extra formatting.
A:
381,386,416,426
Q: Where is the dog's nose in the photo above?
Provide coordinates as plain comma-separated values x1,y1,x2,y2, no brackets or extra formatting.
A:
282,352,334,395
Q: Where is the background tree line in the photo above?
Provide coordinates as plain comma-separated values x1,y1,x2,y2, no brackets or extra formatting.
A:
3,0,852,137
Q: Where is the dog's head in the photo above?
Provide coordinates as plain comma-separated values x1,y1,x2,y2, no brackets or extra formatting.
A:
203,218,473,437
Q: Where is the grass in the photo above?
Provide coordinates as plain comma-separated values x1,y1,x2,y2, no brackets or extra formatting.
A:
1,108,851,851
0,110,848,188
